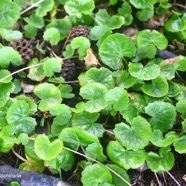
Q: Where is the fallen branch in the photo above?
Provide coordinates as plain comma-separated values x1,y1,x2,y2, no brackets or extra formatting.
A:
0,165,71,186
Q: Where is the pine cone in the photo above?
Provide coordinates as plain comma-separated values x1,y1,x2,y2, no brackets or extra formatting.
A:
66,25,90,44
9,39,34,64
62,59,76,81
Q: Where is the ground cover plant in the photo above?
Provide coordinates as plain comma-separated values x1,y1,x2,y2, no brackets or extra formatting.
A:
0,0,186,185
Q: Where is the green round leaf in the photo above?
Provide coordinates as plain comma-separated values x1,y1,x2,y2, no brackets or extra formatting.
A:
43,28,61,45
64,0,95,17
6,100,37,134
130,0,155,9
114,116,152,150
45,149,74,172
0,83,14,108
95,9,125,30
145,101,176,132
43,58,61,77
72,111,104,138
0,28,22,42
147,147,174,172
89,25,112,41
34,134,63,160
119,70,137,88
176,100,186,118
17,133,29,145
46,17,72,40
16,95,37,115
59,128,99,150
27,58,45,81
0,47,22,68
165,14,186,32
63,37,91,60
24,24,37,38
85,142,107,162
182,119,186,133
0,135,17,153
141,75,169,97
0,0,20,28
104,87,129,112
0,70,12,83
81,164,112,186
173,135,186,154
107,141,146,170
34,83,62,111
136,44,157,59
129,62,160,80
80,83,108,113
24,14,44,29
25,137,41,161
99,33,136,70
19,157,44,173
175,55,186,71
50,104,72,136
137,30,168,50
35,0,54,17
85,67,114,89
136,8,154,21
150,130,177,147
118,2,133,26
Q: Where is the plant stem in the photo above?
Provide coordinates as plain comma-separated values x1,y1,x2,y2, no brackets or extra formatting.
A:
167,171,182,186
172,3,186,9
63,146,132,186
21,0,44,15
154,173,162,186
12,147,27,162
0,63,44,83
